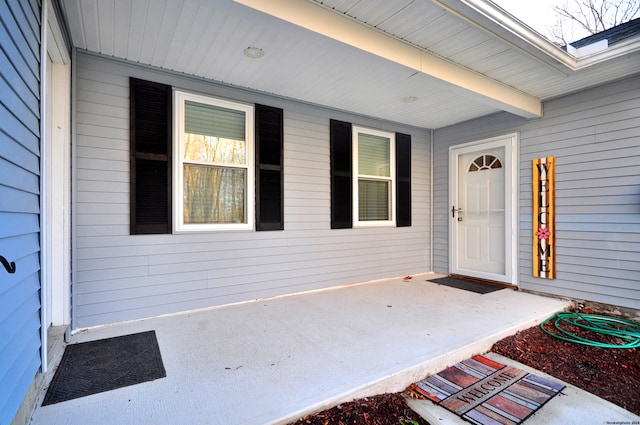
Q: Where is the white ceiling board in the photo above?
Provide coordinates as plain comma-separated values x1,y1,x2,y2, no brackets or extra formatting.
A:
95,0,115,57
112,0,132,59
60,0,640,129
79,0,99,51
447,40,510,70
335,0,417,28
398,10,456,43
126,0,153,62
430,27,494,59
236,0,541,117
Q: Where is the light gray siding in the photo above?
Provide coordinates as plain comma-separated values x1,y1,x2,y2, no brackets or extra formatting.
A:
74,53,431,328
433,75,640,310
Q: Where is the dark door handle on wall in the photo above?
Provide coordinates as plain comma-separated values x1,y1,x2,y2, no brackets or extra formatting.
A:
1,256,16,274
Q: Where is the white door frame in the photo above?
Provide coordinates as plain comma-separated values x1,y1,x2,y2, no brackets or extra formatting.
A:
41,0,72,371
448,134,518,285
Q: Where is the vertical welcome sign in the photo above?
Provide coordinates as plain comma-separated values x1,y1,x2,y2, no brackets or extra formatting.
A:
533,157,555,279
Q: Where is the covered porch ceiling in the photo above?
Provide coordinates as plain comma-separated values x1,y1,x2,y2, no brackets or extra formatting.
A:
60,0,640,129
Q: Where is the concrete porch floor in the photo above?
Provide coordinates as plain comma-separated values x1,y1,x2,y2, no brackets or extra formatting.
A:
29,273,571,425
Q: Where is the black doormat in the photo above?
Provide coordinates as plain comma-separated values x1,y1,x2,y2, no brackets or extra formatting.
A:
427,277,505,294
42,330,166,406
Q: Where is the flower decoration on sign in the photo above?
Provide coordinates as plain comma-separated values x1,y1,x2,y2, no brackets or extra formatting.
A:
536,227,550,240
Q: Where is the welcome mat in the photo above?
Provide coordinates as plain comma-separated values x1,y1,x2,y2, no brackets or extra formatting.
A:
409,355,565,424
43,330,166,405
427,277,505,294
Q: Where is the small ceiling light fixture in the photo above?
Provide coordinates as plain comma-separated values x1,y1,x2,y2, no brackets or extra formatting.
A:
243,46,265,59
402,96,418,103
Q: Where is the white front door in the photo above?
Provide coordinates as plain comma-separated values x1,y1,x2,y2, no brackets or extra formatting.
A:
449,135,517,284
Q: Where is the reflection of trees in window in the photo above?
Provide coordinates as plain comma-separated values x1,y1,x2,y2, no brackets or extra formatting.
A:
468,154,502,172
183,164,245,224
183,134,246,224
184,134,246,164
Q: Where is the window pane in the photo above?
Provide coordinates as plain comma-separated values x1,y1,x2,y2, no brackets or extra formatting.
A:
358,133,390,177
183,164,245,224
359,179,389,221
185,100,245,140
469,154,503,172
184,133,246,165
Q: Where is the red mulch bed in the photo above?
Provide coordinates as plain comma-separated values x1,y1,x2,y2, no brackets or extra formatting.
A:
491,309,640,416
288,392,429,425
288,309,639,425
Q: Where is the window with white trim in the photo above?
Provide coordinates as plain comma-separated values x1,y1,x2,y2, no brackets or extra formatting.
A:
173,90,254,232
353,126,395,226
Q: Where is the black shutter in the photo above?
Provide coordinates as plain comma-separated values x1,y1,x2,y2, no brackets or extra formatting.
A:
396,132,411,227
330,119,353,229
130,78,172,234
255,104,284,231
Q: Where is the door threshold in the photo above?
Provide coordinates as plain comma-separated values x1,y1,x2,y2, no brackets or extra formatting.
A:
449,274,515,289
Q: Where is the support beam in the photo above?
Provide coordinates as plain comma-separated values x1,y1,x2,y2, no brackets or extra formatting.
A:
234,0,542,119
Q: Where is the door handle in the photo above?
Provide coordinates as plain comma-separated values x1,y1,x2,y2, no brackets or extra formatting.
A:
451,206,463,218
1,256,16,274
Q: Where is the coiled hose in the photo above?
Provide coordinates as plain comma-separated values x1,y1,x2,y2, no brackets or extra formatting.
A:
540,311,640,349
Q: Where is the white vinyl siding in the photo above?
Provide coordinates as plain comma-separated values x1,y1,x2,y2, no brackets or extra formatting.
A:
73,53,431,328
433,75,640,310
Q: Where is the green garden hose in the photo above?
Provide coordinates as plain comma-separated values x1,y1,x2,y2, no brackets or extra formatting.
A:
540,311,640,349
